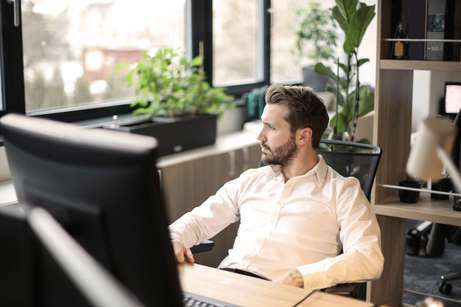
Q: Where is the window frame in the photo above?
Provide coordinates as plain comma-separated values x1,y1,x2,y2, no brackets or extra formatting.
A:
0,0,271,123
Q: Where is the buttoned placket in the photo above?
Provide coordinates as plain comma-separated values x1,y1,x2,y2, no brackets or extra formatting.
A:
254,174,285,256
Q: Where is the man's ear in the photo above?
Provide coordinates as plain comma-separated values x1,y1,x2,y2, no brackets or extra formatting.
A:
297,128,313,147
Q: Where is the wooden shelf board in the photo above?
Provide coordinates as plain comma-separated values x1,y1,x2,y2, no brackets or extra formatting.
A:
374,196,461,226
380,59,461,71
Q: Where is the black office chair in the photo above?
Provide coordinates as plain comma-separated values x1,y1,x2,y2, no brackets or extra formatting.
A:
317,139,382,299
191,139,382,299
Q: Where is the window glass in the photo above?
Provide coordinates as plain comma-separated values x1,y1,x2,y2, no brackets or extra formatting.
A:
271,0,339,84
213,0,260,86
22,0,186,113
271,0,309,84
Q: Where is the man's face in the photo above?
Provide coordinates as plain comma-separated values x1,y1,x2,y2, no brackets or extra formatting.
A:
257,104,297,166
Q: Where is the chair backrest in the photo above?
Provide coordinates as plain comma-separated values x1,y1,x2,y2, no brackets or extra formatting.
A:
318,140,382,299
318,139,382,201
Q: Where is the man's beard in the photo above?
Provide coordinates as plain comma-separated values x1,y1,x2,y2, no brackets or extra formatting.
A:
261,134,297,166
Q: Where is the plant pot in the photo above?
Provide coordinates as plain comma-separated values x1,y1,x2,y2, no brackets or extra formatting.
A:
398,179,421,203
106,114,217,157
431,177,453,200
302,65,329,92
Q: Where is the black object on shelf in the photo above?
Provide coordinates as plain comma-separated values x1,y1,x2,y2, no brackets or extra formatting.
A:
431,177,453,200
394,0,461,61
399,0,427,60
453,196,461,211
398,179,421,203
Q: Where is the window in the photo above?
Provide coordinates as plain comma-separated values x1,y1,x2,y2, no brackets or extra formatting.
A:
212,0,262,87
21,0,186,114
1,0,271,121
270,0,308,84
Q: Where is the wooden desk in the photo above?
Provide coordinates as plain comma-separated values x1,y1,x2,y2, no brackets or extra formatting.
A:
369,196,461,306
179,264,373,307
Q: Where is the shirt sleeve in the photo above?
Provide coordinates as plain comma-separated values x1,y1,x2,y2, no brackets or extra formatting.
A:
296,177,384,290
168,171,247,248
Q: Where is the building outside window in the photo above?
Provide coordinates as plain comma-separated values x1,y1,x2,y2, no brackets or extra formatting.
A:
21,0,186,114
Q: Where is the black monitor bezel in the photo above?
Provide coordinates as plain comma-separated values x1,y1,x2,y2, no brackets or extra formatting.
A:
0,114,183,307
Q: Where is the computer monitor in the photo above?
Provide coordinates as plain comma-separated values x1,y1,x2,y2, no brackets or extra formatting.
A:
442,83,461,117
0,114,183,307
0,205,36,307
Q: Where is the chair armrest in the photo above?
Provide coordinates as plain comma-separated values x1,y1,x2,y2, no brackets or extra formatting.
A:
322,282,366,300
190,240,215,254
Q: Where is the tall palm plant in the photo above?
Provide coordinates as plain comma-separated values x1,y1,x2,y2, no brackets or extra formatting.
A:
315,0,375,142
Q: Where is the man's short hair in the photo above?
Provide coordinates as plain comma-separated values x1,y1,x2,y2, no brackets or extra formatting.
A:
265,85,329,149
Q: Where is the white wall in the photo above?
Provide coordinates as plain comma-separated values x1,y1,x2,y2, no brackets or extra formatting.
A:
411,71,431,131
357,0,377,87
412,71,461,132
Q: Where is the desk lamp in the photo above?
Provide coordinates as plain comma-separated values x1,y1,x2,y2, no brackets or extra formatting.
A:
407,117,461,192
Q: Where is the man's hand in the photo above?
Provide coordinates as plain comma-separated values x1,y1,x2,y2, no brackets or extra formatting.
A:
172,240,195,264
274,269,304,288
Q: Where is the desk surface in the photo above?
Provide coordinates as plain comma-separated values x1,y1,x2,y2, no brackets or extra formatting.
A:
374,195,461,226
179,264,373,307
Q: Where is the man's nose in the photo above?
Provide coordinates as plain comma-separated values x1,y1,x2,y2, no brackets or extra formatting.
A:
257,130,265,142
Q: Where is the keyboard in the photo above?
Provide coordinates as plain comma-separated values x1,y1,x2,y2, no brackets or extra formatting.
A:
183,292,238,307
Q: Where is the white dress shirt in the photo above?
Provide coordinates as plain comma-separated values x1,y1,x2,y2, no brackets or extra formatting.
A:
169,157,384,290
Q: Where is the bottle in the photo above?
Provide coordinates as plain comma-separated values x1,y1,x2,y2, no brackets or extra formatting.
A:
393,22,408,59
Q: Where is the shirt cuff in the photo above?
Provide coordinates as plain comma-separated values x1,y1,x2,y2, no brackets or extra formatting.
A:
297,262,335,290
169,226,186,245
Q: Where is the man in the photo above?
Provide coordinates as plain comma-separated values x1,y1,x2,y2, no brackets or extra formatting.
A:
169,85,384,290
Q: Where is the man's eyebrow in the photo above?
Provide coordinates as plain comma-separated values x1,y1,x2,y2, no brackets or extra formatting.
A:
263,121,275,128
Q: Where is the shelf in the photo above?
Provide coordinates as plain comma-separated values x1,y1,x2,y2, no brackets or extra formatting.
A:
380,59,461,71
374,196,461,226
384,38,461,43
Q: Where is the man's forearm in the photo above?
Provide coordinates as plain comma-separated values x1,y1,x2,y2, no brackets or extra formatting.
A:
297,245,384,290
169,213,204,248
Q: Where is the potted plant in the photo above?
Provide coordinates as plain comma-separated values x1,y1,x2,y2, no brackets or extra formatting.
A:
314,0,375,143
115,48,234,156
294,1,338,92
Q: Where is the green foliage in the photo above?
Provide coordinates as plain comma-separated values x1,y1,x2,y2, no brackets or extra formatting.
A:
127,48,234,118
294,1,338,63
315,0,375,142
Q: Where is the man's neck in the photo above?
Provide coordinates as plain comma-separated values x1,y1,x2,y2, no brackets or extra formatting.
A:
281,150,319,182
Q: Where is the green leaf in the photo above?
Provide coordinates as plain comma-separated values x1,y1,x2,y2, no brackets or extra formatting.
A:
338,62,348,74
332,6,348,33
335,0,358,23
314,63,337,81
330,112,348,134
358,86,374,117
357,58,369,67
191,56,203,67
343,3,375,54
126,47,234,118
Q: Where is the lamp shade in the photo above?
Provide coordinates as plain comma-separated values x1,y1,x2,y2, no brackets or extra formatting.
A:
406,117,455,181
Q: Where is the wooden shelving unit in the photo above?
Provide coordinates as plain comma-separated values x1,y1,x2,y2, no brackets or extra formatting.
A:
380,59,461,71
370,1,461,306
373,1,461,204
374,196,461,226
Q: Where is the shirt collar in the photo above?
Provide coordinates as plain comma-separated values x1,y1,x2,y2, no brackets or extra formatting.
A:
268,155,328,186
